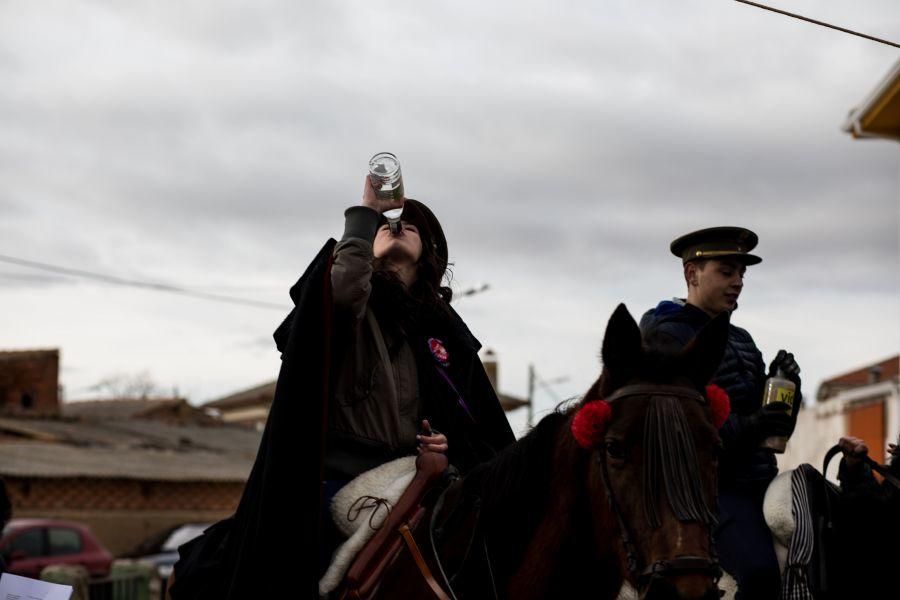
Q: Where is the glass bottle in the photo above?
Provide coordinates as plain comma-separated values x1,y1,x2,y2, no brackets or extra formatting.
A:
760,368,796,453
368,152,404,233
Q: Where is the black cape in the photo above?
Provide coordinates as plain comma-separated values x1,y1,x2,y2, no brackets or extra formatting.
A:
171,239,514,599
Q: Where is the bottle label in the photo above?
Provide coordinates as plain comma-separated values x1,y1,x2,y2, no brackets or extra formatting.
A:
766,385,795,409
763,378,795,411
776,387,795,407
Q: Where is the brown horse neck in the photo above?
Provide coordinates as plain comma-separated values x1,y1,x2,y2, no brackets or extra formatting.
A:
506,421,623,600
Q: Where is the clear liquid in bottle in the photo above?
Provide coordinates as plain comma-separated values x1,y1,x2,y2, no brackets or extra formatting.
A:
368,152,404,233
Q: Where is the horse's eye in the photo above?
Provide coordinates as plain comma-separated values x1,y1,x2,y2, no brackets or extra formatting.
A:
604,439,625,460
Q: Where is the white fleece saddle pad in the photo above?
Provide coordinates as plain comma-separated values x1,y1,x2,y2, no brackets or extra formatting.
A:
319,456,417,597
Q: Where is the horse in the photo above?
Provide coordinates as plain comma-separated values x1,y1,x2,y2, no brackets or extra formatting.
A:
337,304,732,600
723,444,900,600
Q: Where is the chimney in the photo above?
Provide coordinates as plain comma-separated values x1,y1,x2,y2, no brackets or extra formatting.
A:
482,349,498,391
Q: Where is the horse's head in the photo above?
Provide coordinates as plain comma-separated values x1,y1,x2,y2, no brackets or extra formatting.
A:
575,304,729,600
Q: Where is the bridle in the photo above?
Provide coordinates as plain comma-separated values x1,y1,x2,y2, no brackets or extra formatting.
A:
597,384,723,591
427,383,724,599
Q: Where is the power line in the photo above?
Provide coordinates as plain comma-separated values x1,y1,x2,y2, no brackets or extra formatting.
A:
734,0,900,49
0,253,288,311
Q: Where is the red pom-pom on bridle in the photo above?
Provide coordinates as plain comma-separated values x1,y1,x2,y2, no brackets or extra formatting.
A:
571,399,612,450
705,384,731,429
571,384,731,449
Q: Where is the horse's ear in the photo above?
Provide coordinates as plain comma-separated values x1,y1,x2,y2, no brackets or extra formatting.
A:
680,312,729,386
601,303,642,382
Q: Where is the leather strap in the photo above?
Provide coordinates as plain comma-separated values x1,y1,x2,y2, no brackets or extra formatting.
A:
400,524,451,600
606,383,705,404
864,455,900,490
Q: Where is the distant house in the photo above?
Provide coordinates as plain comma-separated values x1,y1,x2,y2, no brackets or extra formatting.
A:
0,349,263,556
203,381,276,429
0,349,61,415
61,397,221,425
0,400,262,556
781,355,900,476
203,349,529,428
784,60,900,474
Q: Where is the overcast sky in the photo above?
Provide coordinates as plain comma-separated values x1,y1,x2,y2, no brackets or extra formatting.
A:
1,0,897,435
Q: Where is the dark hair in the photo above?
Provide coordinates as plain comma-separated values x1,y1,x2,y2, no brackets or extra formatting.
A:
373,243,453,321
414,236,453,305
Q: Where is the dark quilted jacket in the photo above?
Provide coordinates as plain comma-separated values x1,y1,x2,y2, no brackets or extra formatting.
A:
640,300,777,485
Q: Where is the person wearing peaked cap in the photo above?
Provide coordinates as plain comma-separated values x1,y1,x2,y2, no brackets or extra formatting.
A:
169,174,514,600
639,226,803,600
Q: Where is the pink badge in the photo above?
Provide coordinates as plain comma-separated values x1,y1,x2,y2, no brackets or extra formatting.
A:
428,338,450,366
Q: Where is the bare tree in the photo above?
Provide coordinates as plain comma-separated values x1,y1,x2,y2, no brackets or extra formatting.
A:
87,371,161,400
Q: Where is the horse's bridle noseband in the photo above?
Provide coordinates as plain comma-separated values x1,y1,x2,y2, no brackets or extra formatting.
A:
636,556,723,587
598,384,723,591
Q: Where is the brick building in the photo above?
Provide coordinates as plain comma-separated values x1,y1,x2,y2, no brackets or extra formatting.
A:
0,349,60,415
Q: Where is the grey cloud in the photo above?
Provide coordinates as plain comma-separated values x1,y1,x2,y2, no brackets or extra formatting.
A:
0,0,896,402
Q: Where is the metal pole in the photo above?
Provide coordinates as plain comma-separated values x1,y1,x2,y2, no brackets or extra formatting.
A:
527,364,535,429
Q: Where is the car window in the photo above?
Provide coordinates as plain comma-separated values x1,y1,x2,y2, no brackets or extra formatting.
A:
48,528,82,556
8,528,44,558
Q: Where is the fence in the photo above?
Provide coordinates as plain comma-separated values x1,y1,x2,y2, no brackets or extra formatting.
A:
41,561,154,600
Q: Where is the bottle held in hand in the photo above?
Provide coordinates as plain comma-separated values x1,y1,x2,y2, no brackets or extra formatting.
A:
759,368,796,453
368,152,404,233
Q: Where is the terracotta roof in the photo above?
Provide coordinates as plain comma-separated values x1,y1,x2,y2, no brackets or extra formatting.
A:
821,355,899,387
817,355,900,401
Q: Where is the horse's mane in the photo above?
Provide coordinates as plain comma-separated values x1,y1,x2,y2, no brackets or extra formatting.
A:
461,408,577,571
465,409,569,508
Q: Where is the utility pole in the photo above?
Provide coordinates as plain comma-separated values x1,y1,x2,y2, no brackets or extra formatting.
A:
526,364,569,429
527,364,535,429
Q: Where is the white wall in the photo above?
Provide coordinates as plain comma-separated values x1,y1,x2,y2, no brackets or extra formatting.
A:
778,379,900,481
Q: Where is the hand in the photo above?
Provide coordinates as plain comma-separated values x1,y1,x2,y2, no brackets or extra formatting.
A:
361,175,404,214
768,349,801,384
745,403,794,440
838,436,869,469
768,349,802,404
417,419,448,454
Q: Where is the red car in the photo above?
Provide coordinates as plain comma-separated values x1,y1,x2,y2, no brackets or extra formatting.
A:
0,519,113,578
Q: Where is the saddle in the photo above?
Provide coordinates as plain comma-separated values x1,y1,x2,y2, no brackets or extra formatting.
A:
338,452,453,600
813,445,898,599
